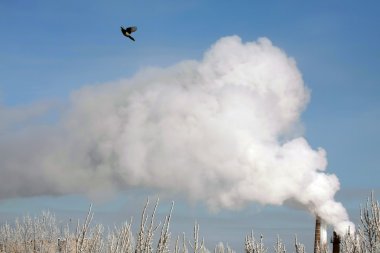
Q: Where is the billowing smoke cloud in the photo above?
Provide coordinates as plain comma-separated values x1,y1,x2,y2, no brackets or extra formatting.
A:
0,36,353,234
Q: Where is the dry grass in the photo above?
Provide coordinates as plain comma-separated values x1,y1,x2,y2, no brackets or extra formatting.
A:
1,193,380,253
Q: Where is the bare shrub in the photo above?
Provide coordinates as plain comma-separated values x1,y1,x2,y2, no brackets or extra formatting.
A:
188,222,209,253
244,231,266,253
214,242,235,253
339,191,380,253
294,235,305,253
273,235,286,253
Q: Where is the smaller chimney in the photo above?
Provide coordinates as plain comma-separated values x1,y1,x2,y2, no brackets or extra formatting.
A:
331,231,341,253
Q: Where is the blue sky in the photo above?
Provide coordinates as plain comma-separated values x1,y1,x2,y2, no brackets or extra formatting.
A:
1,0,379,251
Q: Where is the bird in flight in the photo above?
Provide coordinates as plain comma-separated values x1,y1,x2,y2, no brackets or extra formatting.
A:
121,26,137,41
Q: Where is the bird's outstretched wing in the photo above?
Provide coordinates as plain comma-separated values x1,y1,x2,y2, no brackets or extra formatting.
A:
126,26,137,34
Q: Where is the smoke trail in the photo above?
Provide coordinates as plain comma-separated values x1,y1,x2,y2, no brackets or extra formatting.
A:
0,36,353,234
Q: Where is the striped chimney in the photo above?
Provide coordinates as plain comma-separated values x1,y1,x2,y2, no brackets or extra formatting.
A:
314,216,327,253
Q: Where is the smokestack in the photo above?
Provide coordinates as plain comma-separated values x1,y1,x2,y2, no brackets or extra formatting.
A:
314,216,327,253
331,231,341,253
314,216,321,253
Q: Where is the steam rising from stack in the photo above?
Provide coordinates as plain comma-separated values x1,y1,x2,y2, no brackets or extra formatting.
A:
0,36,354,234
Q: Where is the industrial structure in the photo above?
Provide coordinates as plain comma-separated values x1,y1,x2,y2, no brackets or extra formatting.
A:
314,216,341,253
314,216,327,253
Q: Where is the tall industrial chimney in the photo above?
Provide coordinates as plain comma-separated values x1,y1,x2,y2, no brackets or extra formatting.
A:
314,216,327,253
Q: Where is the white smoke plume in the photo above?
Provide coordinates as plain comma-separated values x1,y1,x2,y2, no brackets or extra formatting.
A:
0,36,353,235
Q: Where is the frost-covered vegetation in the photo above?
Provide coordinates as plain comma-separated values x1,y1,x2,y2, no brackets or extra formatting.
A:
1,193,380,253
